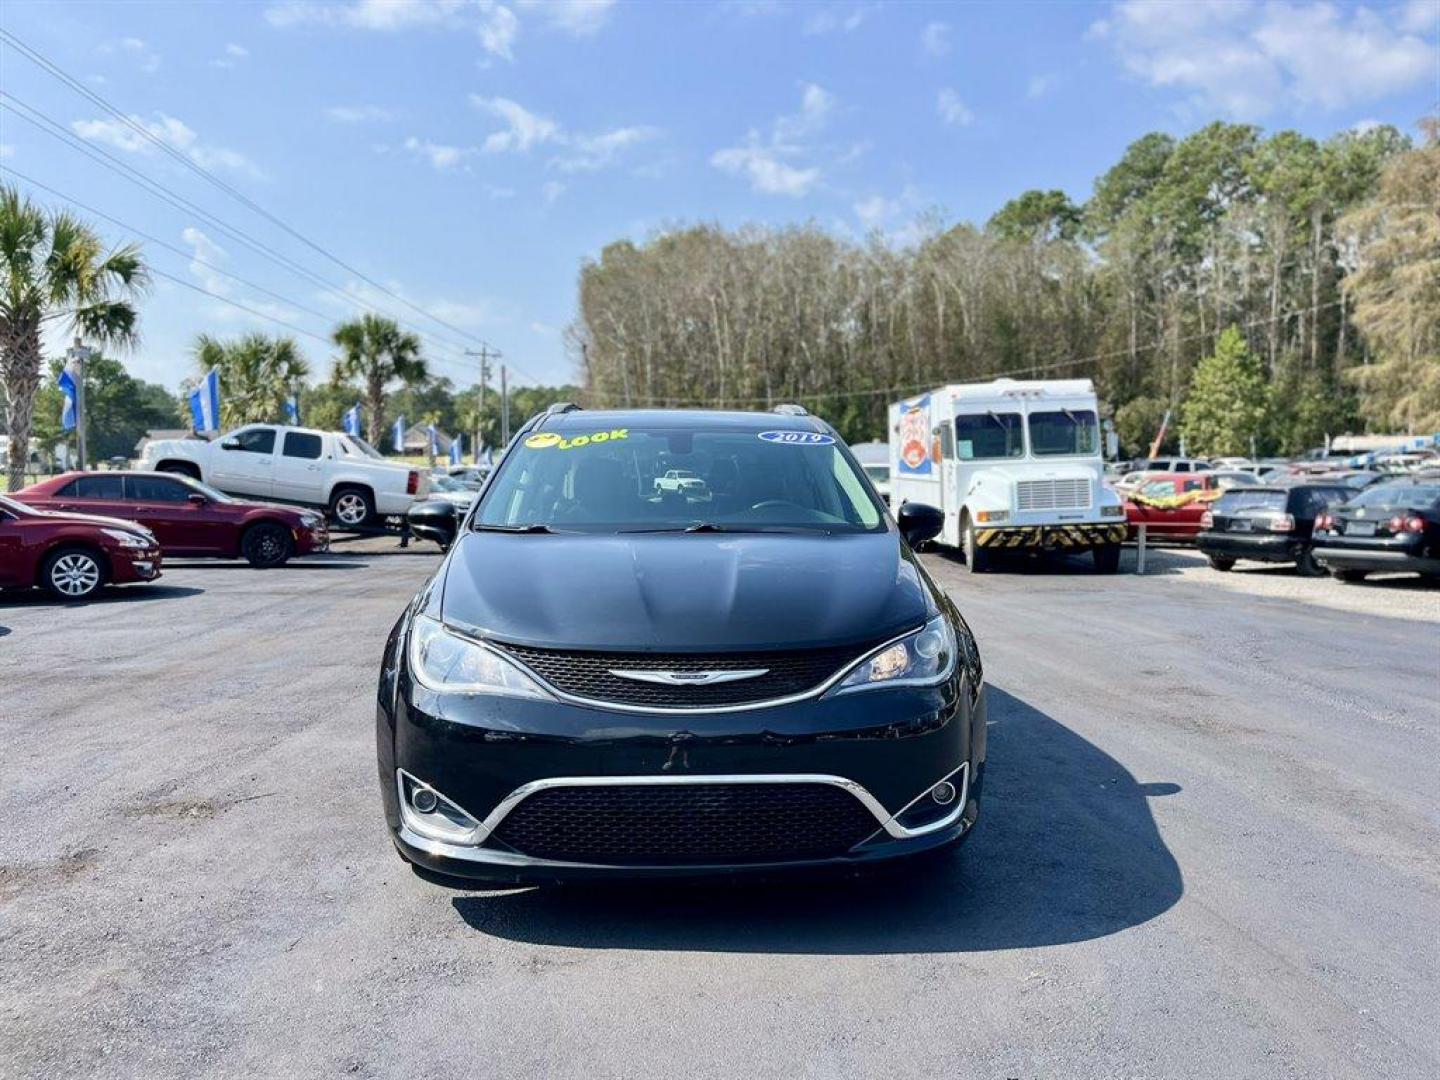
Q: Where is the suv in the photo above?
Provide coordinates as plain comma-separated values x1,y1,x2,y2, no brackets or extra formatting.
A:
1195,482,1351,575
138,424,428,526
376,407,985,884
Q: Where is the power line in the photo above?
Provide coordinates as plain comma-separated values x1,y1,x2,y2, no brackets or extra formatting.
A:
0,27,503,355
0,100,491,384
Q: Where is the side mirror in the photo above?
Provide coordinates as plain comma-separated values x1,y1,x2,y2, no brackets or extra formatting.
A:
406,499,458,552
220,438,240,450
897,500,945,548
186,492,208,506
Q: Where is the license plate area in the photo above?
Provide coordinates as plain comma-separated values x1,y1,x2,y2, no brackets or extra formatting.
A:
1346,521,1377,537
1229,519,1253,532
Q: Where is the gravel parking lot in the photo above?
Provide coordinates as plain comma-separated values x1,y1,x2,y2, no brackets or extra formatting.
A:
2,541,1437,1079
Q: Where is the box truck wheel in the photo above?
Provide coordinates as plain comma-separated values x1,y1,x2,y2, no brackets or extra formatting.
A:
963,516,989,573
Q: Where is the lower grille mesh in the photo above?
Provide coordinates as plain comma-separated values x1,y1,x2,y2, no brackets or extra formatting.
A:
488,783,880,865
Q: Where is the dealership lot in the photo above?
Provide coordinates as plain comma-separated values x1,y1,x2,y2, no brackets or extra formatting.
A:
1,546,1437,1079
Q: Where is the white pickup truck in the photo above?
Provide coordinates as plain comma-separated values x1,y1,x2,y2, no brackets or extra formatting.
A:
138,424,429,526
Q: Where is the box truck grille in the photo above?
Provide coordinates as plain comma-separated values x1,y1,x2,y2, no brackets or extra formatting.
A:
1016,478,1090,512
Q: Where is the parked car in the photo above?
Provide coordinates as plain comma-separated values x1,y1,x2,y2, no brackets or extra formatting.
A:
0,493,162,601
427,475,478,511
14,471,328,568
445,465,490,489
1312,479,1440,582
1144,457,1214,473
138,424,428,527
1195,482,1352,576
377,406,983,884
652,468,709,497
1124,472,1247,542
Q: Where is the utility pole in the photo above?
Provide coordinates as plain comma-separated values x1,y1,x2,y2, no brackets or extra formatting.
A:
66,339,93,471
500,364,510,446
464,344,500,458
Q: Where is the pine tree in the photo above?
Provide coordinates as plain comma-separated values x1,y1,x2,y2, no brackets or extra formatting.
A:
1180,327,1270,457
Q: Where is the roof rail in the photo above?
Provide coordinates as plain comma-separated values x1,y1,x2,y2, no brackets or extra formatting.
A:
772,403,809,416
545,402,582,415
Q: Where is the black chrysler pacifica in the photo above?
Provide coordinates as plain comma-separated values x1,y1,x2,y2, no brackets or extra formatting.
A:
376,404,986,883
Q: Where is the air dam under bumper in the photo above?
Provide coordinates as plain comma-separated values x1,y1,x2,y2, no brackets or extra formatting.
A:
974,522,1125,551
378,672,984,883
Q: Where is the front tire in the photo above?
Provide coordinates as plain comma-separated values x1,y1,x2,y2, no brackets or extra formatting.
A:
41,547,105,601
242,522,295,568
1332,568,1368,583
1206,554,1236,571
329,486,375,529
962,517,989,574
1093,544,1121,574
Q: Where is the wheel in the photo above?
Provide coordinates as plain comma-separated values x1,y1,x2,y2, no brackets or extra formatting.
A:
41,547,105,601
1293,548,1325,577
1093,544,1121,574
1206,554,1236,572
329,486,375,528
1332,568,1368,583
241,522,295,568
155,460,200,480
962,518,989,574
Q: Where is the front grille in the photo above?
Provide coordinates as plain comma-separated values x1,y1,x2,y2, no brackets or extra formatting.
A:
495,641,873,708
488,783,880,864
1016,478,1091,511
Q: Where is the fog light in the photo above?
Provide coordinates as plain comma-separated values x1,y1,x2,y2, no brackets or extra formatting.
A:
930,781,957,806
411,787,439,814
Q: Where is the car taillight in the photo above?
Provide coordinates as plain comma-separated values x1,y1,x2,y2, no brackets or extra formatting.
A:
407,470,419,495
1200,511,1213,528
1269,514,1295,532
1395,514,1424,533
1315,513,1331,531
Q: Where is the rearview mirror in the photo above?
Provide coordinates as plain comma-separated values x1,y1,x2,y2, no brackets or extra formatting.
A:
897,500,945,548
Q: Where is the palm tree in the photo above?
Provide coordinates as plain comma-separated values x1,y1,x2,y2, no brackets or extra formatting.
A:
1,185,147,490
331,314,426,446
192,333,309,427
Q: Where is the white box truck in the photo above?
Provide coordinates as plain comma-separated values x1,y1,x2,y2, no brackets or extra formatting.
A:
887,378,1126,573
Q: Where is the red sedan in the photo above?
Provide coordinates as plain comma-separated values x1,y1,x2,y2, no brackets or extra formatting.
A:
15,471,329,568
1124,472,1245,542
0,493,162,601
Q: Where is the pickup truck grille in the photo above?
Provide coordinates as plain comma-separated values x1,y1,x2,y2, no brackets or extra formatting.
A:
1016,478,1090,512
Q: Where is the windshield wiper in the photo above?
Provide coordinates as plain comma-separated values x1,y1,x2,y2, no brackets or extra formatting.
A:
472,522,561,534
621,522,830,534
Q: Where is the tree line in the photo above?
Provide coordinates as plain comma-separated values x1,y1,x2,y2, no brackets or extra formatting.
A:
570,118,1440,455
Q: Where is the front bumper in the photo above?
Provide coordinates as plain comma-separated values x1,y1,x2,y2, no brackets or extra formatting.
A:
378,654,985,883
110,546,163,583
1196,531,1302,562
296,526,330,555
974,522,1125,551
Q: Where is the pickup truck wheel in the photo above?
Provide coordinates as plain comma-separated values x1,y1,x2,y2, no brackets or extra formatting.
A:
41,547,105,601
962,518,988,574
242,522,295,568
156,461,200,480
1093,543,1122,574
330,487,375,528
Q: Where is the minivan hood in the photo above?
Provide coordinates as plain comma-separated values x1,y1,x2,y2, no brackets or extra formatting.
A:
440,530,931,652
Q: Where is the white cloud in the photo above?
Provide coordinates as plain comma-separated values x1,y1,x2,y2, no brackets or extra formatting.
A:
553,125,661,172
530,320,559,336
181,227,231,296
541,180,566,204
711,82,836,196
98,36,161,74
469,95,562,152
226,43,250,57
403,136,476,170
711,144,820,196
921,21,952,57
325,104,400,123
72,113,263,178
1093,1,1437,119
515,0,615,35
1027,73,1056,99
936,88,974,126
1399,0,1439,35
264,0,519,59
803,4,874,35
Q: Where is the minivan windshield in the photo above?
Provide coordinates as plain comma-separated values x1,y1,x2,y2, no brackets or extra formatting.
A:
474,426,885,533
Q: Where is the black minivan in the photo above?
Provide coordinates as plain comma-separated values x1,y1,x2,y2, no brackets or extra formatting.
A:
376,406,985,883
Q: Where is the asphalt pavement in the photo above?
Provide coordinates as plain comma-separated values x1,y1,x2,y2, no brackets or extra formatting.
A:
1,541,1437,1079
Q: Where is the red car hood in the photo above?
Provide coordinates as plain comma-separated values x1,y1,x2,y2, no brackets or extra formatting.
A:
27,506,156,536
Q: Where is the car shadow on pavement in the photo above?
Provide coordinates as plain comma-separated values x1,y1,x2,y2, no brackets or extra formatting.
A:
449,687,1184,954
0,584,204,607
165,560,367,571
933,546,1195,577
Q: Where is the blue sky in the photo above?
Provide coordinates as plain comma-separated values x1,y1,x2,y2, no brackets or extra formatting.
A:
1,0,1437,392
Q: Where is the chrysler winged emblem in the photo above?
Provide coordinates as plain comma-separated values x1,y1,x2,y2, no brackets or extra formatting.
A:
609,668,769,686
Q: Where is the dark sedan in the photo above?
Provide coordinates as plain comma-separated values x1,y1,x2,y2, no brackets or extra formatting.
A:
1196,482,1352,576
1312,479,1440,582
16,471,329,568
378,406,984,885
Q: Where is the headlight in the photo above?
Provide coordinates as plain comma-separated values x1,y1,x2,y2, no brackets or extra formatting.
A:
408,615,549,698
101,527,150,548
830,614,957,695
299,512,323,529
